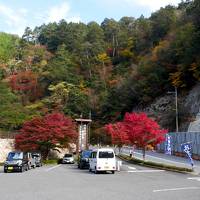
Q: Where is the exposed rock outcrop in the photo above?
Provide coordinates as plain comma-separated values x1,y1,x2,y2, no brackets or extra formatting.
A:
0,139,14,162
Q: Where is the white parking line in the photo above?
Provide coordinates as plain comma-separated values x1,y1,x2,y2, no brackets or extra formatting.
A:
127,169,165,173
128,166,136,170
153,187,200,193
46,164,61,172
188,177,200,181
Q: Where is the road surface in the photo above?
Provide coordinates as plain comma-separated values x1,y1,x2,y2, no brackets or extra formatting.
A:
0,161,200,200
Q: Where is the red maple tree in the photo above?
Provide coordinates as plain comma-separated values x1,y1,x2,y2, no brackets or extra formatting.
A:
105,112,167,159
15,113,78,159
105,122,130,152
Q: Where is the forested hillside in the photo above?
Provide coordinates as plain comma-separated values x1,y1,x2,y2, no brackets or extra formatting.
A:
0,0,200,141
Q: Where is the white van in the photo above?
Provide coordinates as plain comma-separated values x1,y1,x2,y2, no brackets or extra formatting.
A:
89,148,116,174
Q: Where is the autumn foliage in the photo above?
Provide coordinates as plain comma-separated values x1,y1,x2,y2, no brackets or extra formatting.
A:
105,122,130,148
9,70,38,105
15,113,78,159
105,112,167,159
9,71,37,91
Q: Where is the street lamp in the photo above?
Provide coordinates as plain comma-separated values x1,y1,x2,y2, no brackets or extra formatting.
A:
168,87,178,132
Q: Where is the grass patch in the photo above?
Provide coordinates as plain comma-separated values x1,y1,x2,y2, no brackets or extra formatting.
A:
118,154,193,173
42,159,59,165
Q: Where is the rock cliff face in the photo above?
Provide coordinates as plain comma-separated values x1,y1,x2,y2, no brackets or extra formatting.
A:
143,95,177,131
142,84,200,132
0,139,14,162
186,84,200,132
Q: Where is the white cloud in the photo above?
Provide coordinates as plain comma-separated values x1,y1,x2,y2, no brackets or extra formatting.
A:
0,1,81,36
125,0,180,10
0,3,28,36
45,2,80,23
46,2,70,22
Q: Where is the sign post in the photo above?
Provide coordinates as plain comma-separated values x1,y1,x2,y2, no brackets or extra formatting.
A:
75,118,92,153
165,134,172,155
181,142,194,169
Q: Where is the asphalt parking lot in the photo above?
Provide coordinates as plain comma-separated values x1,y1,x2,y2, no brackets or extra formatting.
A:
0,162,200,200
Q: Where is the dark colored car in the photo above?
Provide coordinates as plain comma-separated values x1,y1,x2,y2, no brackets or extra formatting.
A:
78,150,92,169
4,151,29,173
32,152,42,167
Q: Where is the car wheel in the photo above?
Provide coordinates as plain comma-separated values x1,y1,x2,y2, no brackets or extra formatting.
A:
89,168,92,172
94,167,99,174
112,171,115,174
20,166,25,173
80,164,83,169
28,164,31,170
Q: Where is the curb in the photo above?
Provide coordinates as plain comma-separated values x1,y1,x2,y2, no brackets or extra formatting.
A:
117,154,193,174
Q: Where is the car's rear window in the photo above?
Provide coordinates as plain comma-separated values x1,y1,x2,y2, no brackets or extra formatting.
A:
64,154,72,157
98,151,114,158
82,151,92,158
32,154,40,158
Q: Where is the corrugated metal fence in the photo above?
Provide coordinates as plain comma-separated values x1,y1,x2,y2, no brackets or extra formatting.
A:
158,132,200,156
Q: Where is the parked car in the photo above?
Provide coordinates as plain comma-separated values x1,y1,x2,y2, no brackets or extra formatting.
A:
32,152,42,167
89,148,116,174
4,151,29,173
27,152,36,169
62,153,74,164
78,150,92,169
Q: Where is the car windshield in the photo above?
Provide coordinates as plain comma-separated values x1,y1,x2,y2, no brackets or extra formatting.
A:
7,152,23,160
64,154,72,157
82,151,92,158
98,151,114,158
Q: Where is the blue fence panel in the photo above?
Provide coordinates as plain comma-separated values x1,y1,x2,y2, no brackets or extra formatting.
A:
158,132,200,156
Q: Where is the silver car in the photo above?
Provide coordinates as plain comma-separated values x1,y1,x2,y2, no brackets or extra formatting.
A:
62,153,74,164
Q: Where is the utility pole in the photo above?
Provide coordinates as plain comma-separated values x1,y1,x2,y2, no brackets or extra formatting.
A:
168,87,179,132
175,87,179,132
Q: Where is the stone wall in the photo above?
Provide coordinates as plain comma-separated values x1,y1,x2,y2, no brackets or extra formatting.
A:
0,138,76,161
0,139,14,163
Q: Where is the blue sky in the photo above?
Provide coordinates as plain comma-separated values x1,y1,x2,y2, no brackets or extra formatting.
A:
0,0,181,36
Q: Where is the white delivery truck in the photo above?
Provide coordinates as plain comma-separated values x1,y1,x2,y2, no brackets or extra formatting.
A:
89,148,116,174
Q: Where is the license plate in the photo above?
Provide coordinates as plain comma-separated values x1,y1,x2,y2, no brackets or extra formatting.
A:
8,167,13,170
104,166,109,169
